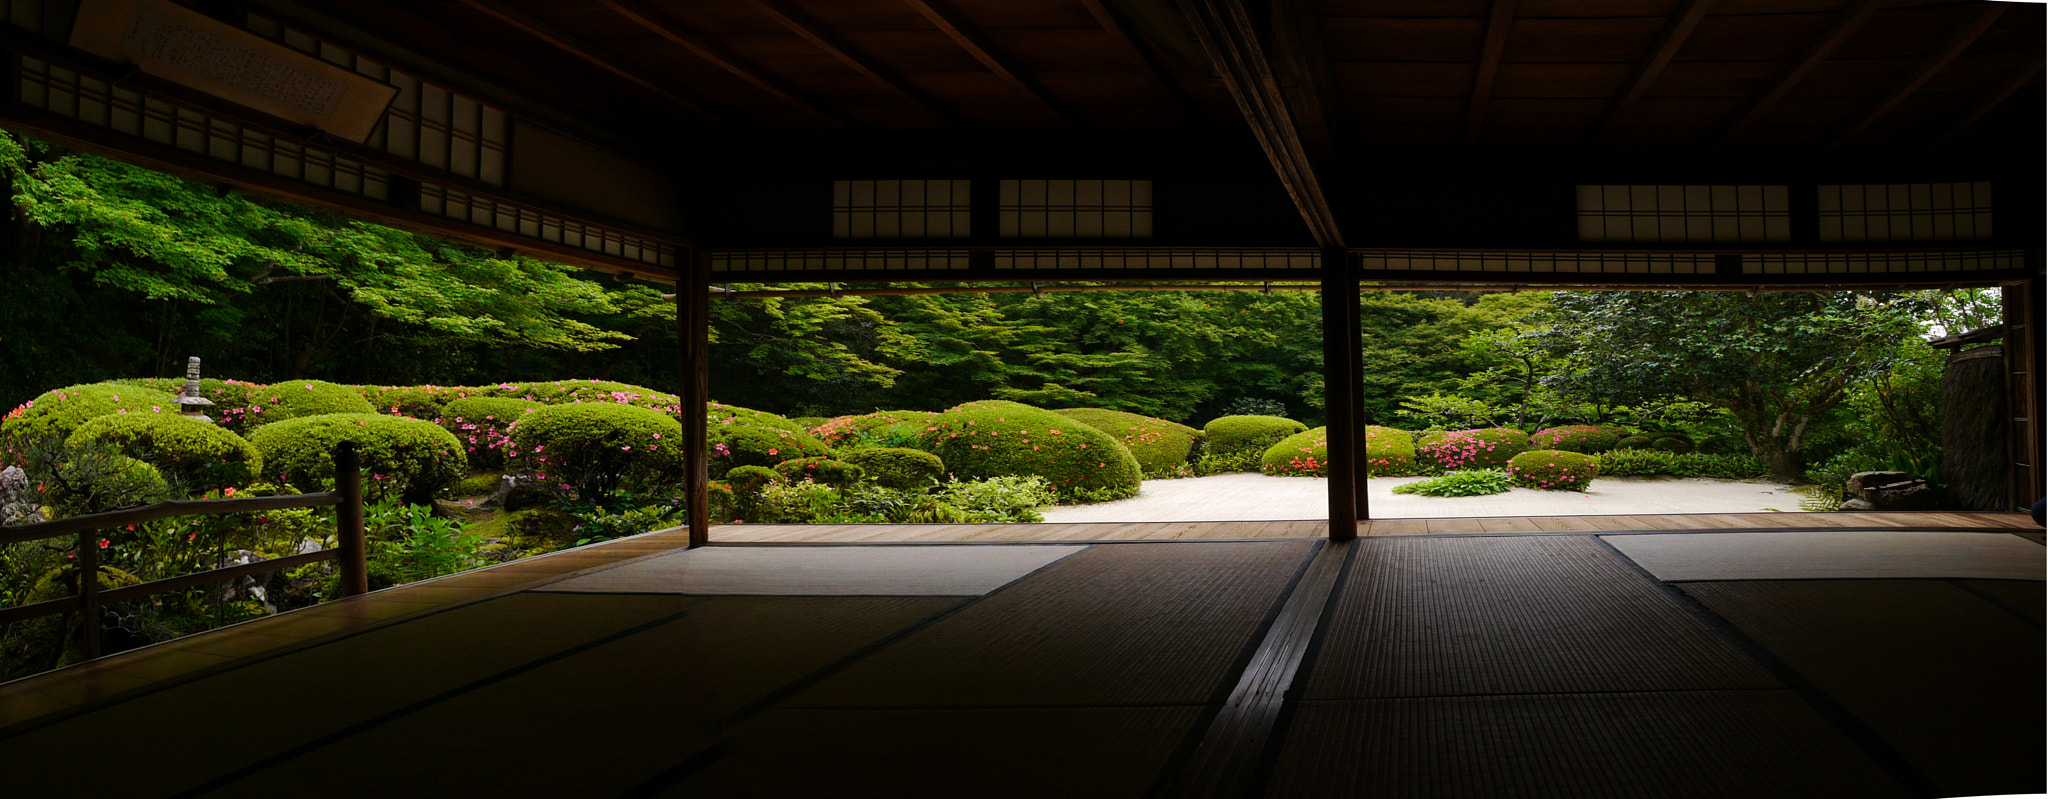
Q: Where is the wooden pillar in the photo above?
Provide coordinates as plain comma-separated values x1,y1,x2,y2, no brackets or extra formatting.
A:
2004,271,2044,512
1321,254,1359,540
679,249,712,547
1343,254,1369,523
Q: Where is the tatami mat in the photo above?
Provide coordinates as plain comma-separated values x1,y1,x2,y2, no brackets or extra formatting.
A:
1684,580,2046,798
537,544,1085,596
0,593,699,796
1603,531,2046,581
1958,579,2046,625
1303,536,1777,700
788,540,1315,709
208,596,958,798
1263,691,1908,798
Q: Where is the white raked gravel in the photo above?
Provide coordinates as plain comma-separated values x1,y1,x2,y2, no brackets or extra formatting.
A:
1037,472,1809,523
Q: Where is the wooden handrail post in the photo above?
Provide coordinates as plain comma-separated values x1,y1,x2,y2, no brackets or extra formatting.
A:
76,530,101,659
335,441,368,597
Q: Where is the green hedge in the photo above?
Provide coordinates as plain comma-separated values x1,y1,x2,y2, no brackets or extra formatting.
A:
1365,426,1420,476
358,385,472,419
3,383,182,461
509,402,683,501
708,404,833,478
1260,425,1418,477
440,397,543,471
1595,449,1765,479
478,379,677,409
812,410,941,449
1530,425,1624,454
250,380,376,426
921,400,1140,501
249,413,466,504
1507,450,1599,491
1204,415,1307,458
68,413,263,490
773,457,865,487
1417,427,1530,471
841,447,945,490
1058,407,1203,476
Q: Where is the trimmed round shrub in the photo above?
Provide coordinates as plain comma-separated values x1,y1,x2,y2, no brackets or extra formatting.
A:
68,413,263,490
479,380,679,410
249,413,467,504
1260,426,1419,477
1364,426,1420,476
509,402,683,501
709,402,811,435
40,454,172,517
1530,425,1623,454
773,457,865,487
440,397,544,470
724,465,782,494
709,406,834,479
191,379,267,433
1616,434,1657,450
1205,415,1308,458
811,410,941,449
1417,427,1530,471
3,383,181,461
1649,434,1695,454
1507,450,1600,491
357,385,471,419
251,380,375,426
842,447,945,490
1057,408,1203,476
921,400,1140,501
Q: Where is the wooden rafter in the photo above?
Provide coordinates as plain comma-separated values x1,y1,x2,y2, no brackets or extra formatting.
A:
899,0,1076,127
1708,0,1881,150
1463,0,1517,147
595,0,855,130
1587,0,1716,145
454,0,733,125
1268,0,1340,163
1177,0,1344,248
1925,51,2045,149
1825,3,2007,149
741,0,966,129
1076,0,1201,125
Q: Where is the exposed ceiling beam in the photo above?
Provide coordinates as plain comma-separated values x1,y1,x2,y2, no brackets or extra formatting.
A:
1707,0,1881,151
1077,0,1201,125
1463,0,1517,147
1586,0,1715,145
899,0,1077,127
1176,0,1344,248
1268,0,1340,163
595,0,856,130
741,0,967,130
1824,2,2006,150
1924,51,2045,149
454,0,733,126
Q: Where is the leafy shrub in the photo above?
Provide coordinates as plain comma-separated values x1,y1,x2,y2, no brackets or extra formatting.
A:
1595,449,1767,479
3,383,181,462
709,407,834,478
191,379,267,433
563,498,687,546
68,413,263,490
812,410,940,448
1194,448,1263,476
1417,427,1529,471
251,380,376,426
841,447,944,490
1204,415,1307,458
774,457,865,487
363,498,485,586
439,397,543,470
1393,469,1513,497
1530,425,1623,454
509,403,683,503
936,475,1057,523
479,379,677,409
708,402,811,434
249,413,466,504
1507,450,1599,491
1260,425,1419,477
1616,434,1655,450
24,438,175,517
1058,407,1204,477
920,400,1140,501
724,465,782,494
358,385,471,419
1220,396,1289,418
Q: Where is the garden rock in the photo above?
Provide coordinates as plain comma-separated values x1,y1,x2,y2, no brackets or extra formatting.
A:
0,465,41,525
483,474,558,510
1845,471,1910,496
1856,477,1943,512
1839,498,1878,511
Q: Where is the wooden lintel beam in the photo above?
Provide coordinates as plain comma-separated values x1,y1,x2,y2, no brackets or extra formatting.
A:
742,0,967,130
1588,0,1715,145
1708,0,1881,151
1269,0,1340,164
899,0,1077,127
1925,51,2045,149
1463,0,1517,147
1177,0,1344,248
455,0,733,126
595,0,856,130
1825,3,2007,150
1076,0,1201,125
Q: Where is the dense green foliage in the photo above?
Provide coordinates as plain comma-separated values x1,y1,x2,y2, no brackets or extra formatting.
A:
921,400,1141,500
1261,425,1420,478
1507,450,1600,491
1058,407,1203,477
2,383,181,461
509,403,682,504
1364,426,1420,476
1531,425,1623,454
812,410,941,448
1417,427,1530,471
840,447,946,490
249,413,466,504
1393,469,1514,497
1595,449,1767,479
358,384,469,419
773,457,865,487
439,397,542,471
247,379,375,425
68,412,262,490
1205,415,1307,457
708,406,833,479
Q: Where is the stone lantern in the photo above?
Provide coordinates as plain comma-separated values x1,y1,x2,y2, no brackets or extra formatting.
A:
176,356,215,424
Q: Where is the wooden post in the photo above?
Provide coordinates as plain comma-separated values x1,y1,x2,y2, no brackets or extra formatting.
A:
1321,257,1359,539
1343,255,1370,523
680,248,712,547
76,530,101,659
335,441,368,597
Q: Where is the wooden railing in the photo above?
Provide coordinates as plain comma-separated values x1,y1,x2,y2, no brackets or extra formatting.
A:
0,442,368,659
